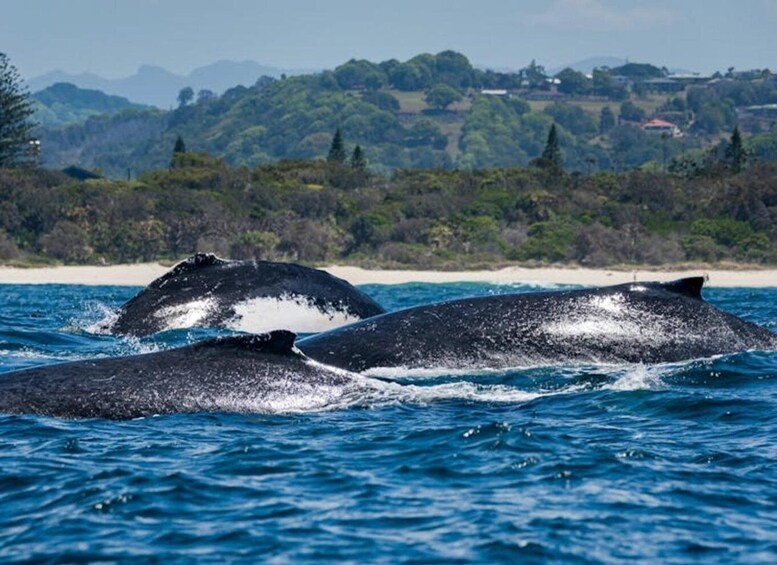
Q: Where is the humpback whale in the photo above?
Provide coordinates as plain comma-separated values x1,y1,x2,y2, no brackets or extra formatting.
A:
298,277,777,371
0,331,359,420
104,253,385,336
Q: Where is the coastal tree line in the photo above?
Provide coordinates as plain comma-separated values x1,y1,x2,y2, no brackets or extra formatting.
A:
0,153,774,267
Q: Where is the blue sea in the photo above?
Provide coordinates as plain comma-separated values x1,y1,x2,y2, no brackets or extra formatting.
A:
0,282,775,563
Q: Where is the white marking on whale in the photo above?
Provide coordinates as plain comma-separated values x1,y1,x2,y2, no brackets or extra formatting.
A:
224,294,363,334
153,298,218,331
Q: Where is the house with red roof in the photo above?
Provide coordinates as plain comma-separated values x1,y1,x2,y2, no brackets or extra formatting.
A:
642,118,682,138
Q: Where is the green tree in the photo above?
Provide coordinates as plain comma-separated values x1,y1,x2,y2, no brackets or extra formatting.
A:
434,50,475,88
555,68,591,95
389,61,432,90
592,68,613,96
687,87,735,134
174,135,186,153
541,123,562,168
0,53,36,167
619,100,646,122
197,89,216,103
231,230,280,260
600,106,616,134
171,135,186,167
350,144,367,170
405,118,446,148
327,127,346,163
543,103,597,135
361,91,400,112
725,126,748,173
521,59,548,89
424,84,463,111
177,86,194,107
334,59,387,90
611,62,665,80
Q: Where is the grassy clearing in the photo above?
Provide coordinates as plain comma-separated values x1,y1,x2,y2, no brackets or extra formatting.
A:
387,90,472,114
632,93,675,114
527,100,552,113
530,94,677,120
572,100,621,118
388,90,428,113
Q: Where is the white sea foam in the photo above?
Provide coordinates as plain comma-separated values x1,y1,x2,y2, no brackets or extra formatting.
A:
352,377,552,409
226,295,361,334
72,302,120,335
363,365,506,381
362,357,649,381
121,337,165,356
398,382,542,404
0,349,64,361
607,365,668,391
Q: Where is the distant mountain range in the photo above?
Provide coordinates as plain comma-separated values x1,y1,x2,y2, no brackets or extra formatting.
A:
27,60,318,108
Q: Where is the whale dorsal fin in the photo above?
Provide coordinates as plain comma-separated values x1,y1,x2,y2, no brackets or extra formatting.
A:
658,277,706,299
193,330,298,355
150,253,229,288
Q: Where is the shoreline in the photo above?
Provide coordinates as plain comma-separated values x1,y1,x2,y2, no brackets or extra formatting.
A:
0,262,774,288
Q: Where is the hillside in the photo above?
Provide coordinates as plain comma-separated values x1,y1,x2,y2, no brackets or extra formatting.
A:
36,51,777,178
32,82,147,127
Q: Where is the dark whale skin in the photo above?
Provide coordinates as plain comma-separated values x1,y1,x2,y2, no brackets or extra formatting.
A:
297,278,777,372
106,253,385,337
0,331,354,420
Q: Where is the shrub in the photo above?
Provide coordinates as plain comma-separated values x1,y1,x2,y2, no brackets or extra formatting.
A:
0,231,20,261
41,221,93,263
513,220,576,262
230,230,280,260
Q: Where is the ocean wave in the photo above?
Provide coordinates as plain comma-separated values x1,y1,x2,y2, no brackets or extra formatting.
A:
0,283,775,562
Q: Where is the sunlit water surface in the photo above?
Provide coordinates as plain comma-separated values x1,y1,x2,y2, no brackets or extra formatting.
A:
0,282,775,562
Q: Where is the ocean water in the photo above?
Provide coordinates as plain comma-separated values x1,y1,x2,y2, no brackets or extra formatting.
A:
0,282,775,563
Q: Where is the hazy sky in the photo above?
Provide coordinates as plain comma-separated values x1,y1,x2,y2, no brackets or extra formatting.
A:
3,0,776,79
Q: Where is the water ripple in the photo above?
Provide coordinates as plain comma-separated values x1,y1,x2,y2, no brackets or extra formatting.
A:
0,283,774,561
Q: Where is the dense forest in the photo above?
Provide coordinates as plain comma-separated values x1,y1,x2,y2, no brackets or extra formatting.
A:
1,155,775,268
35,51,777,178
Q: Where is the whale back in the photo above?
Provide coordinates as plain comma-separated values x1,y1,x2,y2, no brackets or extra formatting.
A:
107,254,385,336
0,330,360,420
148,252,229,289
647,276,705,299
189,329,298,356
298,277,777,371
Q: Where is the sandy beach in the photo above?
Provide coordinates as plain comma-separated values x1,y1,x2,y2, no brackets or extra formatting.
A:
0,262,774,287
